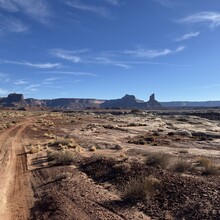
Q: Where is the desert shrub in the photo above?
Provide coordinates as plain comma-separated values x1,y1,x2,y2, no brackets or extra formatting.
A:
178,149,189,154
29,145,40,154
103,124,114,129
146,152,170,169
144,136,155,143
48,139,76,149
90,146,96,151
114,144,123,150
202,164,219,176
128,122,138,126
121,176,160,201
196,157,219,175
113,162,131,173
29,148,39,154
55,172,72,181
48,151,76,165
172,160,191,173
196,157,211,167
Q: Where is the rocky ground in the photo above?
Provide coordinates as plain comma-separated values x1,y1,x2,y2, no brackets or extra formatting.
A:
0,109,219,220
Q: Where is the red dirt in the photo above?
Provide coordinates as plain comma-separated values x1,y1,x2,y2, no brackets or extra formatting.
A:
0,121,33,220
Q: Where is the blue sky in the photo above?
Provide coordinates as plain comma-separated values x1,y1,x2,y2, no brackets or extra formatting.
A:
0,0,220,101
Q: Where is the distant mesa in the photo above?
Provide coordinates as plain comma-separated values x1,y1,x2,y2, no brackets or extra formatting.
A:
100,93,161,109
1,92,220,110
147,93,161,107
0,93,162,110
0,93,25,107
0,93,103,110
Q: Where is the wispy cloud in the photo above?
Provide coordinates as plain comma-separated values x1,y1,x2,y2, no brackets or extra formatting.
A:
14,80,28,85
180,12,220,29
0,15,28,33
2,60,61,69
124,46,185,58
42,71,97,77
93,56,131,68
50,48,132,68
44,77,60,81
50,49,81,63
63,0,111,18
155,0,175,8
50,46,186,69
42,77,60,85
121,61,191,67
175,31,200,41
103,0,120,6
0,0,18,12
0,0,50,24
24,84,41,92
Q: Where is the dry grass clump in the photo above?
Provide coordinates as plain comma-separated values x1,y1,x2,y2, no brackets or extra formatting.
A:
44,133,57,139
114,144,123,150
202,164,219,175
37,118,54,127
90,146,96,151
48,150,76,165
113,162,131,173
29,145,40,154
48,138,77,150
196,157,219,175
197,157,212,167
146,152,170,169
178,149,189,154
121,176,160,201
28,143,42,154
55,172,73,181
172,160,191,173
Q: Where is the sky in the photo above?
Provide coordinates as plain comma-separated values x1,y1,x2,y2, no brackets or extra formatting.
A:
0,0,220,101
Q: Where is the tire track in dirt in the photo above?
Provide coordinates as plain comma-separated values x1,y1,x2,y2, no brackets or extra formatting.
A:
31,166,150,220
0,122,33,220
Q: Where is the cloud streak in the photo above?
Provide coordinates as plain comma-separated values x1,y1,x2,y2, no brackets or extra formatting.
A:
50,46,186,69
50,49,81,63
180,12,220,29
42,71,97,77
2,60,61,69
155,0,175,8
175,32,200,41
0,15,28,33
24,84,41,92
64,0,111,18
0,0,50,24
124,46,185,58
103,0,120,6
14,80,28,85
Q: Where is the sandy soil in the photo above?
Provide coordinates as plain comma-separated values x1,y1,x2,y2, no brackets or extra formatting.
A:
0,110,219,219
0,121,33,220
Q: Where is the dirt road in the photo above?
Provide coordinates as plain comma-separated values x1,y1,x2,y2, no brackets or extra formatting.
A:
0,122,33,220
0,120,149,220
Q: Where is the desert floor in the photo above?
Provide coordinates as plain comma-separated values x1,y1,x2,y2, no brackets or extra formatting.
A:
0,110,219,220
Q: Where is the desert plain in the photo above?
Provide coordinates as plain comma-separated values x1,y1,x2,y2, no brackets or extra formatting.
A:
0,109,219,220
